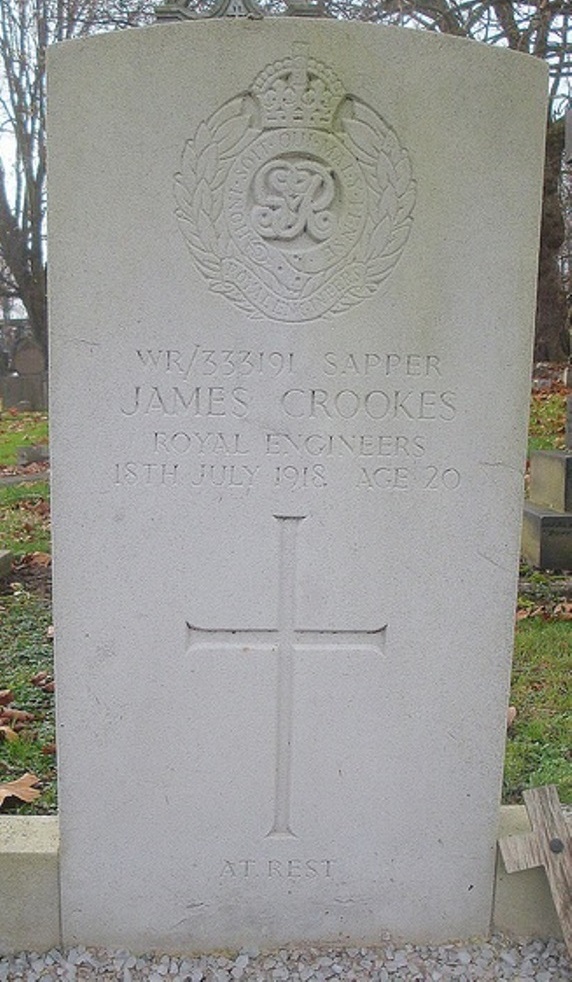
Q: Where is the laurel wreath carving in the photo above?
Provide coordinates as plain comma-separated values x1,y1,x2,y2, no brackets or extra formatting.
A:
329,99,416,314
174,97,263,318
174,94,416,320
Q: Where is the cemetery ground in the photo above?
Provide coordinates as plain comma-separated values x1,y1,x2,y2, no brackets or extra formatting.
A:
0,394,570,817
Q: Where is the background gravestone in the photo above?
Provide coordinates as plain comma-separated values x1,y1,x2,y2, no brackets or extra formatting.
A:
522,448,572,569
0,338,48,411
12,339,46,378
48,20,547,952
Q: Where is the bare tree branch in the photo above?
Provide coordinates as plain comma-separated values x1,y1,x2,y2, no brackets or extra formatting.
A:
0,0,154,356
0,0,569,360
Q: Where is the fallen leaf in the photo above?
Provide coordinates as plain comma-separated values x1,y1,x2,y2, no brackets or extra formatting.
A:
0,708,34,724
506,706,517,729
553,601,572,620
28,500,50,517
0,725,18,742
0,690,14,706
31,672,54,692
0,773,41,808
31,671,49,685
28,552,51,567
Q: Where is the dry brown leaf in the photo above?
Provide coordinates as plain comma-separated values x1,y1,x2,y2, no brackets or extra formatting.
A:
0,725,18,742
0,690,14,706
29,552,51,567
0,773,41,808
0,708,34,723
31,672,54,693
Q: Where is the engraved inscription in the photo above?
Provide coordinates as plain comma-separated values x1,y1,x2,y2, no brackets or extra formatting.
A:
356,464,461,491
112,346,463,492
135,348,295,379
273,464,327,490
279,388,456,421
174,44,415,322
186,516,386,837
220,858,336,879
322,352,442,377
114,462,179,486
119,385,250,418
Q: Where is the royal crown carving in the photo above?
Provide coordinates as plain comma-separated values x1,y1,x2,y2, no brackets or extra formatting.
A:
251,53,345,130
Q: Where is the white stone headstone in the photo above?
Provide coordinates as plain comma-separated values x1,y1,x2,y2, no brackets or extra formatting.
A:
48,20,547,952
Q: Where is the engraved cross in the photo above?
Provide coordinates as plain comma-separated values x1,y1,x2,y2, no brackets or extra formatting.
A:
186,515,386,839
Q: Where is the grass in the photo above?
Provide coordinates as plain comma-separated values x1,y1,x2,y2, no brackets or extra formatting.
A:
0,482,51,556
0,410,48,466
0,587,55,812
505,618,571,803
0,394,571,812
527,383,567,454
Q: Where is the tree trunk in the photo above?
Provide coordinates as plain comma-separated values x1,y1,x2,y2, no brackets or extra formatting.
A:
534,118,569,363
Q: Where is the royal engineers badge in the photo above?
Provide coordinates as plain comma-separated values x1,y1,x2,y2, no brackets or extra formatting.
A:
174,43,416,322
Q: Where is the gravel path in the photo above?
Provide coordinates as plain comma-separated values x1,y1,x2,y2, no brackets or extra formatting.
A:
1,937,570,981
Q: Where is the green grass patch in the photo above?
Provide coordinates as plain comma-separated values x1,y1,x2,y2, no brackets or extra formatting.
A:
0,481,51,556
0,587,56,812
0,411,49,466
527,387,567,454
504,618,572,804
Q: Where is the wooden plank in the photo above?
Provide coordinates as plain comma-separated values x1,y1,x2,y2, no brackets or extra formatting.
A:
498,785,572,956
499,831,543,873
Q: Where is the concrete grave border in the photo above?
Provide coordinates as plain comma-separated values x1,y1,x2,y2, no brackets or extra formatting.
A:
0,807,567,955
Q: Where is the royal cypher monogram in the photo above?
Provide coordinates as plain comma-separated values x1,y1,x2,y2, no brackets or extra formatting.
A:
174,43,416,322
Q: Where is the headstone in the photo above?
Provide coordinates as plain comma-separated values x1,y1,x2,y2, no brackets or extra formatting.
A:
16,445,50,466
521,503,572,570
523,398,572,570
0,338,48,411
529,451,572,514
0,551,12,582
48,21,548,951
12,339,46,377
522,449,572,569
0,376,47,411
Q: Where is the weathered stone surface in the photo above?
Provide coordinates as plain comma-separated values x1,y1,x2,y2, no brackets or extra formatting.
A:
12,339,46,377
0,817,60,955
48,20,547,952
0,375,48,411
16,444,50,466
522,502,572,570
0,550,12,581
529,451,572,513
0,809,567,954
